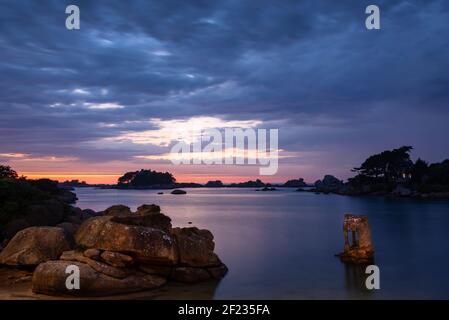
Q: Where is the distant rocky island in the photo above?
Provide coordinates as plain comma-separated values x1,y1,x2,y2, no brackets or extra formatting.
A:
305,146,449,200
86,146,449,200
100,170,310,190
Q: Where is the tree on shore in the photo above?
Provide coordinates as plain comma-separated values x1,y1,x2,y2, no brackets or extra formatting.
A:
117,169,176,188
205,180,224,187
352,146,413,182
427,159,449,185
410,158,429,184
0,165,18,179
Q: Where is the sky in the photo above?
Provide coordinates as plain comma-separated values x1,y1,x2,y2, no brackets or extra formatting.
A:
1,0,449,184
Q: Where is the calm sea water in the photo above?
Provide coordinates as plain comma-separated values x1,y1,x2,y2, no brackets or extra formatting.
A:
74,187,449,299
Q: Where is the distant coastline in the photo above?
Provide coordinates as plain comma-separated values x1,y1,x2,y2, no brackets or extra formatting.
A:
59,146,449,201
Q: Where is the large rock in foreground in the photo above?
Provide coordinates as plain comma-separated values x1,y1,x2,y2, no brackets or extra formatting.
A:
31,204,227,297
172,227,221,267
75,216,178,265
0,227,70,266
32,260,166,296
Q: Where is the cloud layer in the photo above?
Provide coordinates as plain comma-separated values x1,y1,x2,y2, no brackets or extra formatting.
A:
1,0,449,182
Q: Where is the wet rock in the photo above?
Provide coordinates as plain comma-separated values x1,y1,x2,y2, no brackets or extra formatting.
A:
32,261,166,296
207,264,229,280
60,250,77,261
139,264,172,277
171,189,187,195
0,227,70,266
103,205,132,217
83,248,101,260
171,267,211,283
73,252,132,279
136,204,161,214
56,222,79,246
101,251,134,268
28,203,228,297
75,216,178,265
111,211,172,232
61,250,131,278
172,227,221,267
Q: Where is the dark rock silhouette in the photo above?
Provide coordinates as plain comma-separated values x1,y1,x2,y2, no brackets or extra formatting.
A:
171,189,187,195
314,175,344,193
229,179,265,188
205,180,224,187
283,178,307,188
260,186,277,191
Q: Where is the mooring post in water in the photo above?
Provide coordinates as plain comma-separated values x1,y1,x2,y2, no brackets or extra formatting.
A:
338,214,375,264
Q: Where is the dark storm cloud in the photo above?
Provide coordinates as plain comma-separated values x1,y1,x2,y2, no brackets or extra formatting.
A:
1,0,449,174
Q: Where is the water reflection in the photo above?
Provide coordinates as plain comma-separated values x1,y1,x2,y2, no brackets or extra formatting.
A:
74,187,449,299
343,262,375,298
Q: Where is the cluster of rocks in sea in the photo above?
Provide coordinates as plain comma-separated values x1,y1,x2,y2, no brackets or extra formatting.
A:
300,174,449,200
0,204,227,297
255,186,277,191
311,175,345,194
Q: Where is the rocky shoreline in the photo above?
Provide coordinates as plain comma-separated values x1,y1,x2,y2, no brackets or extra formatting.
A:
300,174,449,201
0,204,227,298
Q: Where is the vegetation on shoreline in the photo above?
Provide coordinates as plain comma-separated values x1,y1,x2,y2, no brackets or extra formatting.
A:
312,146,449,198
117,169,176,189
0,165,76,241
2,145,449,200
